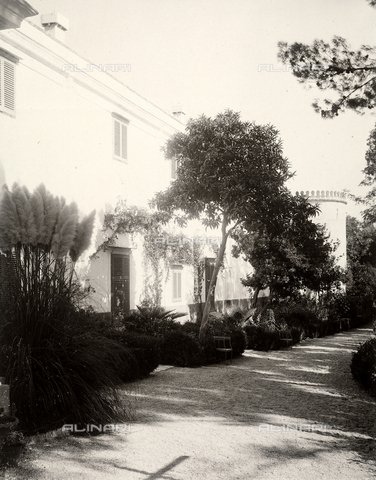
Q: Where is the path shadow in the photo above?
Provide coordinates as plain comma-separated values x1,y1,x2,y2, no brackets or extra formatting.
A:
134,325,376,468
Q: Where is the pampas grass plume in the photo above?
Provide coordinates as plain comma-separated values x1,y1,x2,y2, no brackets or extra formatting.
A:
0,185,22,250
69,211,96,262
51,203,78,258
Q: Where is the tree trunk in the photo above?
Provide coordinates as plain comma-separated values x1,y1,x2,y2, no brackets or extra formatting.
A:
199,215,229,342
251,285,261,308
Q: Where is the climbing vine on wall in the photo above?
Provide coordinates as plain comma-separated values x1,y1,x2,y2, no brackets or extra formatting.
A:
94,200,206,306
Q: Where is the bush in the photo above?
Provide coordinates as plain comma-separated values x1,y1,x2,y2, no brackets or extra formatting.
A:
160,331,203,367
122,305,185,336
4,323,132,433
244,325,281,351
119,331,161,378
180,321,201,336
351,338,376,395
229,329,248,356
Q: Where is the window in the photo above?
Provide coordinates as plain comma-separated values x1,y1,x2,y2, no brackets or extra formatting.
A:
0,52,16,117
112,113,129,162
171,158,177,179
172,265,183,302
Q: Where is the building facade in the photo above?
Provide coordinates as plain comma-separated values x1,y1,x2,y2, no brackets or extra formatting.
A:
0,4,251,320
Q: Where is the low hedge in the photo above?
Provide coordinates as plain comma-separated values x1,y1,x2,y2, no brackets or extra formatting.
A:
245,325,288,351
160,330,204,367
120,331,161,378
244,305,373,352
99,327,161,379
351,338,376,396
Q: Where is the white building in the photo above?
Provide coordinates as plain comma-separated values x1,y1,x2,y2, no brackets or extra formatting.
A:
0,2,251,321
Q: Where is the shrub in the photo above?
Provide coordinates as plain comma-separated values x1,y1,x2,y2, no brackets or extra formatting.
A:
160,331,203,367
119,331,161,377
98,322,161,379
277,305,319,329
122,305,185,336
244,325,281,351
229,329,248,356
180,321,201,336
351,338,376,395
5,328,132,432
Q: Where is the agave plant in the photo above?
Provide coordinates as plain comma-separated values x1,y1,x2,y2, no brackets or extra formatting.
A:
136,304,186,322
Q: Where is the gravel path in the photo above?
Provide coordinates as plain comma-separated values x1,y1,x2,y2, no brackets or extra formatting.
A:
3,324,376,479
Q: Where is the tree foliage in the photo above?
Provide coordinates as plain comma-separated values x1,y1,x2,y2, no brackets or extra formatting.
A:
346,216,376,302
359,123,376,223
277,35,376,118
233,195,342,304
152,109,300,339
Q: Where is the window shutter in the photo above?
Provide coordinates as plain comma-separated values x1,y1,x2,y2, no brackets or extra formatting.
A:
0,58,15,115
113,115,128,162
177,272,181,299
114,119,121,157
121,123,127,160
173,271,177,299
3,59,15,112
0,60,2,109
172,270,182,301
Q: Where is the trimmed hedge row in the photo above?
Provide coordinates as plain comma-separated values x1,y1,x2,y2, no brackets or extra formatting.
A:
105,308,249,370
245,307,373,352
351,337,376,396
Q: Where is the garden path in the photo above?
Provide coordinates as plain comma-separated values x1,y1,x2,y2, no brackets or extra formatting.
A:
5,324,376,480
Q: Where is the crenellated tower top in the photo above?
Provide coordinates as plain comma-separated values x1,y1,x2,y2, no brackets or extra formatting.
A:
296,190,347,205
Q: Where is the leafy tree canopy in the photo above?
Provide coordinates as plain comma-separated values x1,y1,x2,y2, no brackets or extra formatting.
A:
346,216,376,302
233,195,342,304
359,124,376,222
152,109,312,338
153,109,294,232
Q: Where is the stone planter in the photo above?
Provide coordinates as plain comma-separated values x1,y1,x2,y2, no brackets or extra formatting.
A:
0,417,18,441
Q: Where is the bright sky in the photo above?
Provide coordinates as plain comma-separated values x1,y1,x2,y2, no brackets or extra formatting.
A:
27,0,376,218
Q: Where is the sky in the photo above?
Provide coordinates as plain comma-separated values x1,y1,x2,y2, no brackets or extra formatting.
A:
27,0,376,218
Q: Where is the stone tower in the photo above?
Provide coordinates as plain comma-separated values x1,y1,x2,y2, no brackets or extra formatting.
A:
297,190,347,269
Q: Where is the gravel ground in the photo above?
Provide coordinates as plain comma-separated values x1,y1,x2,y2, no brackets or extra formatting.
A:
2,324,376,480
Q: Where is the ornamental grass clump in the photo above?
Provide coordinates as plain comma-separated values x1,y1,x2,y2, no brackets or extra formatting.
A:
0,183,131,433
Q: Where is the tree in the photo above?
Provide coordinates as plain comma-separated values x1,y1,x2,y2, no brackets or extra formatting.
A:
277,2,376,220
346,215,376,302
359,123,376,222
232,195,342,306
277,0,376,119
152,109,300,340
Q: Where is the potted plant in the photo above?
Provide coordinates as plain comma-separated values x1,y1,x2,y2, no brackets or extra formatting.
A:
1,431,26,466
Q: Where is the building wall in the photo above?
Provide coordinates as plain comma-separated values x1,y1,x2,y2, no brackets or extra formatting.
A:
0,19,252,319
